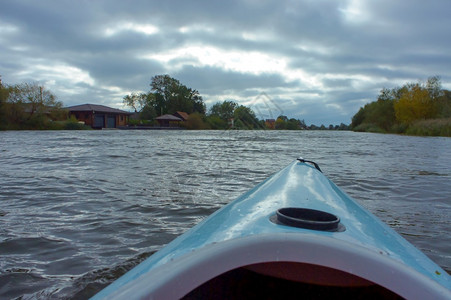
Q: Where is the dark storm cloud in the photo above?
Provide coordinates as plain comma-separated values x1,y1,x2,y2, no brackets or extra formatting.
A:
1,0,450,124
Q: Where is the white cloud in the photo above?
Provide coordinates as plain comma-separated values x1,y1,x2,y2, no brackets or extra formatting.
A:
35,64,95,86
0,22,18,34
178,24,215,34
339,0,370,23
143,46,288,76
103,22,159,37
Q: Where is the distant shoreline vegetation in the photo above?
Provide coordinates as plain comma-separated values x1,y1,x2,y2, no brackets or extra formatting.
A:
0,74,350,131
351,76,451,137
4,74,450,136
123,75,349,131
0,80,91,130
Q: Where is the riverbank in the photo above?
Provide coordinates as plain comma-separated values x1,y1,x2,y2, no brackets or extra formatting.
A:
353,118,451,137
405,118,451,136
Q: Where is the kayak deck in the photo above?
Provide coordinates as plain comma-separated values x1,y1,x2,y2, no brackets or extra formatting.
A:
93,160,451,299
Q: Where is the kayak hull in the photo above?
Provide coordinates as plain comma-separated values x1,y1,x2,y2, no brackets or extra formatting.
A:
93,160,451,299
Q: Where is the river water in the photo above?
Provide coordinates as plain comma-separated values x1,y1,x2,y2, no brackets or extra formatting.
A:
0,130,450,299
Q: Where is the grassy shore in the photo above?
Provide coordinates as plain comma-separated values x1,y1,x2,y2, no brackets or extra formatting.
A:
353,118,451,137
405,118,451,137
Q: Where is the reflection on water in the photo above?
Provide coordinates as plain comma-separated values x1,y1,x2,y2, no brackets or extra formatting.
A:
0,130,450,298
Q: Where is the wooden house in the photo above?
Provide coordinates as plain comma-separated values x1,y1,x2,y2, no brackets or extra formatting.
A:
156,114,183,127
66,104,131,129
174,111,189,121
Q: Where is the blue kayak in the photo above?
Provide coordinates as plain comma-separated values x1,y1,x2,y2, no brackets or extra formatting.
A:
93,159,451,299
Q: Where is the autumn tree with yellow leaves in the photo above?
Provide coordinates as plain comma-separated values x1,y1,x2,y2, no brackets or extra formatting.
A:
351,76,451,136
394,83,438,124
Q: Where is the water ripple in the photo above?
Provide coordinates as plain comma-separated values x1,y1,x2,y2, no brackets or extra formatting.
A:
0,130,450,298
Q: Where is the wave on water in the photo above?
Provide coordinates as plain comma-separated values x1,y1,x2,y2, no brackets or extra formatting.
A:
0,130,450,298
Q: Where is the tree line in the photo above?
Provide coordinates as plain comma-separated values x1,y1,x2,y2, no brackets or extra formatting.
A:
124,74,347,130
1,73,349,131
123,74,266,129
351,76,451,136
0,79,75,130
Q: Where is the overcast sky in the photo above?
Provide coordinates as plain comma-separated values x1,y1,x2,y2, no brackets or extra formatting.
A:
1,0,450,125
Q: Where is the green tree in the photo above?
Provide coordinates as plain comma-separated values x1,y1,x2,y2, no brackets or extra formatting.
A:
233,118,246,129
274,115,304,130
351,76,447,134
350,107,365,129
183,112,209,129
426,75,443,100
6,82,62,129
377,87,393,102
206,115,227,129
369,100,395,131
277,115,288,122
150,75,175,115
299,119,307,129
275,116,287,129
123,92,148,112
123,92,157,121
351,88,397,131
208,100,237,121
140,102,157,121
150,75,206,115
338,123,349,130
233,105,260,129
189,88,205,114
207,101,260,129
0,78,8,129
287,118,301,130
437,90,451,118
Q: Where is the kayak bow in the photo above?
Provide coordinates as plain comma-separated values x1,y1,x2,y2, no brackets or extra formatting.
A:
93,160,451,299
